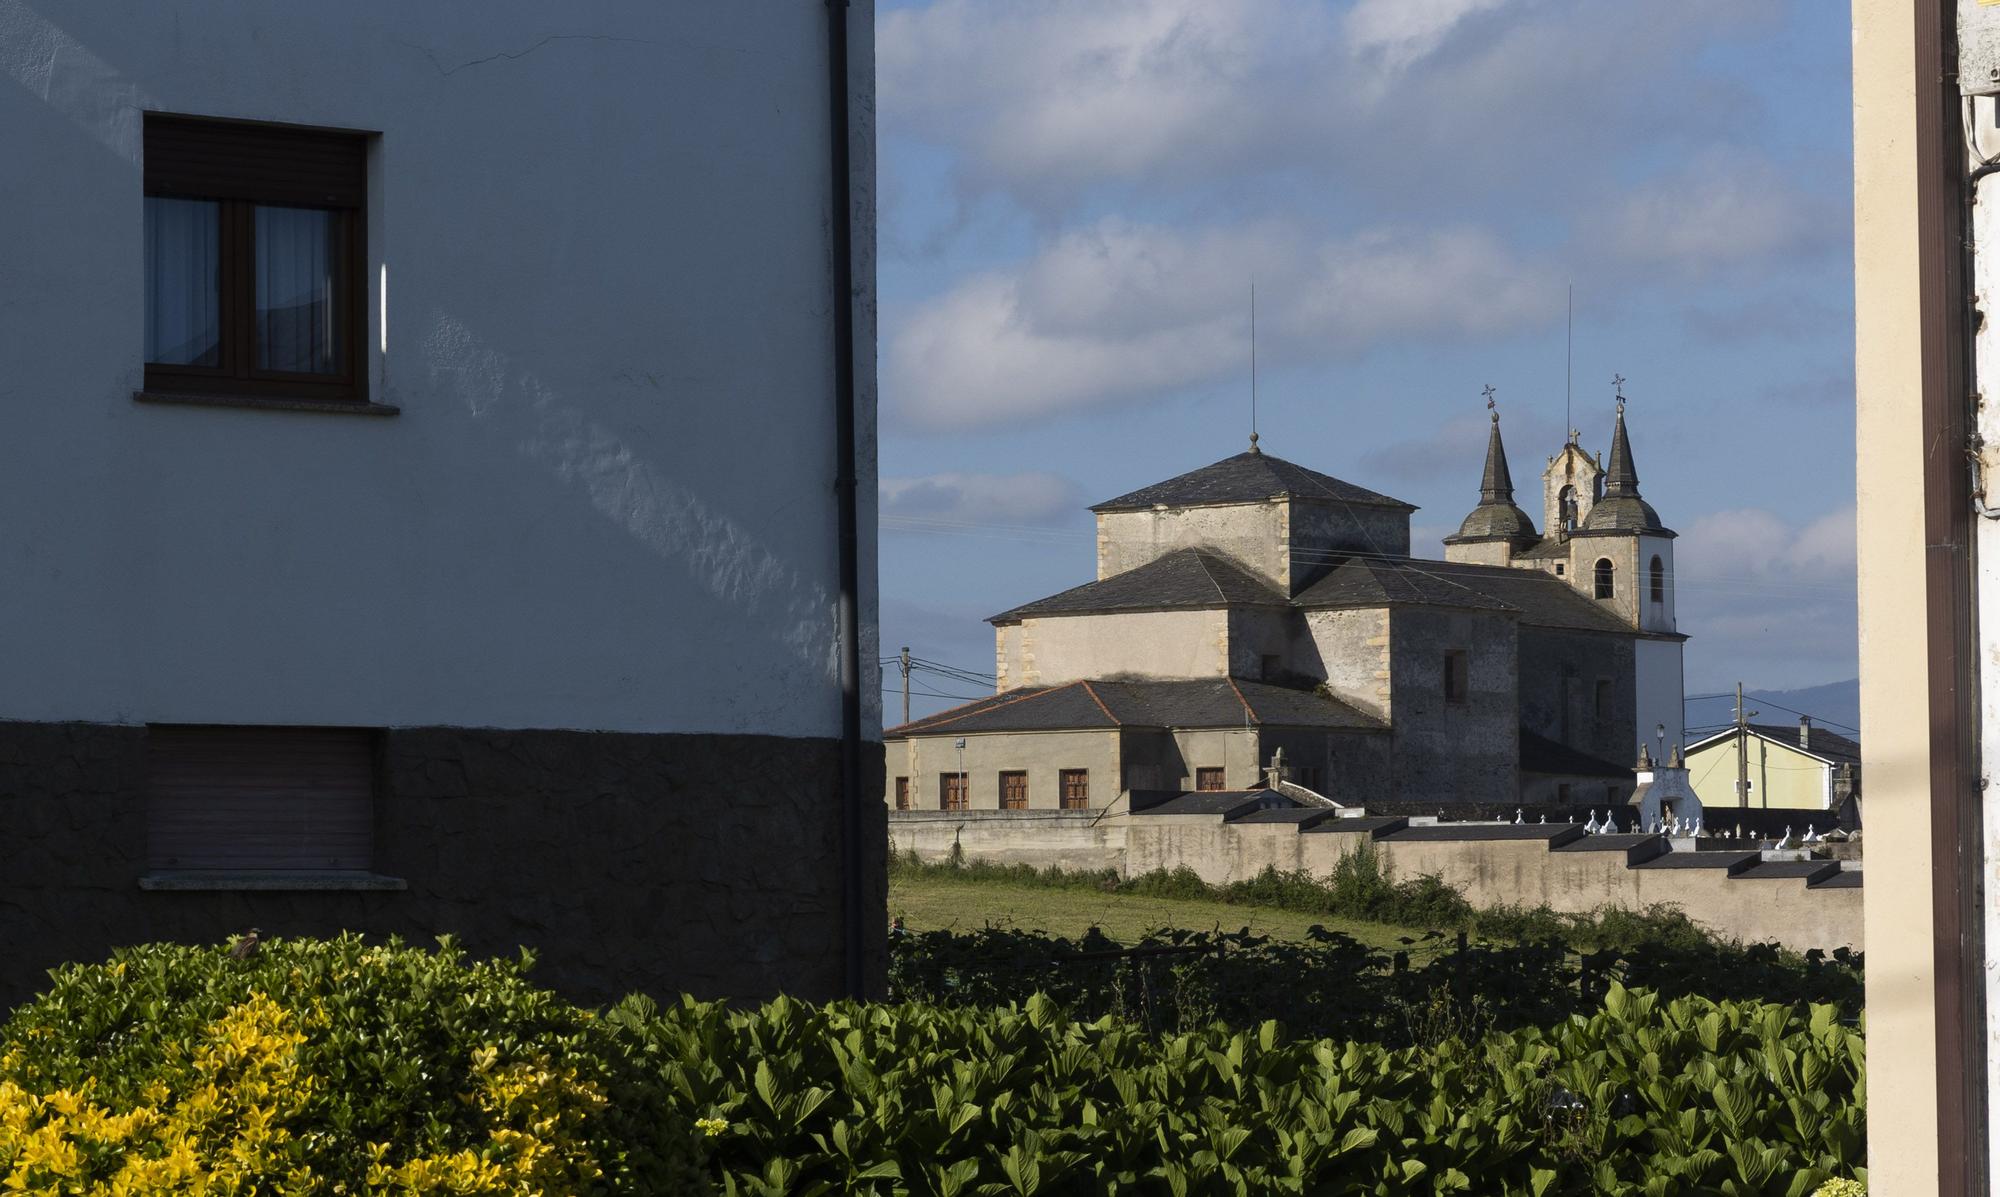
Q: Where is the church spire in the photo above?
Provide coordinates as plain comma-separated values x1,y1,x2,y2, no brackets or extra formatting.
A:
1602,381,1642,499
1443,385,1539,554
1479,396,1516,504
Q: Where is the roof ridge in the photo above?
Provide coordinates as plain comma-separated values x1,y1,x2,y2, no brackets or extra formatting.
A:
894,681,1081,734
1224,676,1258,724
1079,679,1121,725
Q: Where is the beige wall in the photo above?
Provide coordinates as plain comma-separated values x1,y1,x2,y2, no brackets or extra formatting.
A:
1684,736,1832,812
889,811,1126,873
996,610,1228,691
1853,0,1939,1186
1307,608,1392,720
1096,504,1288,590
887,729,1120,811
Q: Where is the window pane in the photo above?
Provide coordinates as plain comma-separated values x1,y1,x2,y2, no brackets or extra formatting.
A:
255,205,342,374
144,197,220,367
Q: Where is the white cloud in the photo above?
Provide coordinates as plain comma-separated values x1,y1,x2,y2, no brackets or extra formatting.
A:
880,0,1779,214
1590,150,1843,277
890,218,1560,428
1675,505,1857,691
879,471,1084,526
1343,0,1510,73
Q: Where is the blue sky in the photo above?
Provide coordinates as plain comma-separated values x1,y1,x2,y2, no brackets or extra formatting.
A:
876,0,1855,719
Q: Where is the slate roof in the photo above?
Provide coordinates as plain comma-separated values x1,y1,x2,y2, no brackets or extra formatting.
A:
1444,416,1541,546
1092,450,1415,514
1686,724,1861,767
1520,729,1632,778
1578,407,1671,536
1387,560,1644,636
887,677,1387,738
1131,789,1298,817
991,549,1651,637
1291,558,1516,613
990,549,1286,623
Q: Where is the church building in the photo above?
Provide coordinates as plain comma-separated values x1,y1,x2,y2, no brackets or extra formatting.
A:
886,399,1685,813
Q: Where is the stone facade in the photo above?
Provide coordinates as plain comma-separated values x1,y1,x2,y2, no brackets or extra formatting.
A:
0,722,886,1012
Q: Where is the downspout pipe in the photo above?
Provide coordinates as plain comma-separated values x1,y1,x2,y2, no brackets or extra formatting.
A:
824,0,867,1001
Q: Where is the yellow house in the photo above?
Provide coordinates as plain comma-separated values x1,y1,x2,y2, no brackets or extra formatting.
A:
1682,718,1860,815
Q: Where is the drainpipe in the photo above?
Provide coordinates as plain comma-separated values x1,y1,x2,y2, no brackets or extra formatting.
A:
824,0,867,1001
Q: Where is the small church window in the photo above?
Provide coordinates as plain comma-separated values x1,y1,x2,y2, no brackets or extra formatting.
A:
1554,563,1565,576
1593,558,1614,599
1650,555,1665,604
1594,679,1612,718
1443,651,1469,705
1558,485,1578,531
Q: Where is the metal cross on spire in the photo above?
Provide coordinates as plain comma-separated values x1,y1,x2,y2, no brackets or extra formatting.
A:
1482,383,1497,421
1612,373,1627,415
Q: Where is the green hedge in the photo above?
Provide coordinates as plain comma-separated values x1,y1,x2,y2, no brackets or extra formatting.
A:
2,938,1865,1195
888,924,1863,1047
626,984,1862,1196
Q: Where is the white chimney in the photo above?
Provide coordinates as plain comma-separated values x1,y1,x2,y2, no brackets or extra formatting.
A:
1799,715,1812,748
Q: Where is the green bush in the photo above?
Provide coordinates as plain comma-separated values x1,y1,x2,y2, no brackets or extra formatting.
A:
630,984,1865,1196
888,923,1863,1045
1,934,707,1194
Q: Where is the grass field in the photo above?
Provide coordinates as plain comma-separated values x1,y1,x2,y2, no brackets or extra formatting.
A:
888,872,1429,951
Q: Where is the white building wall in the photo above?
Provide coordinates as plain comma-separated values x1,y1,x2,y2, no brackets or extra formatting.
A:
0,2,877,737
1634,638,1685,759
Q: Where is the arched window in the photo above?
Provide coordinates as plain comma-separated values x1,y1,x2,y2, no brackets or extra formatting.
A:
1649,555,1665,604
1593,558,1614,599
1558,484,1577,531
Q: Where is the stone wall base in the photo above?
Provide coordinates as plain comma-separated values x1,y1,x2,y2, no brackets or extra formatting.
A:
0,723,885,1012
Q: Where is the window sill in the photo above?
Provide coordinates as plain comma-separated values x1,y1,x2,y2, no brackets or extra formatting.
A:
139,871,408,892
133,391,400,417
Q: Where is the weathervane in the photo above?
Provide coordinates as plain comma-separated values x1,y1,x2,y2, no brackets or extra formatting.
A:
1482,383,1497,421
1612,373,1627,416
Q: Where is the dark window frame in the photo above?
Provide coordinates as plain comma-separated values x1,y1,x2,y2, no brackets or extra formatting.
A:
1594,678,1613,719
1650,554,1666,604
1594,558,1615,599
141,113,369,407
894,776,910,810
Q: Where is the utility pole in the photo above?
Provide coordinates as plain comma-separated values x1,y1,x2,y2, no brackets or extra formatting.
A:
1734,681,1759,808
898,646,911,726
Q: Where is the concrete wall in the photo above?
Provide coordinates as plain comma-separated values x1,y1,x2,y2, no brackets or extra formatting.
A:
1387,608,1517,807
1835,0,1933,1177
1,723,888,1011
0,2,878,739
888,811,1124,873
901,811,1860,953
998,610,1228,690
1306,608,1393,720
1517,627,1637,767
1685,736,1833,812
1096,505,1287,590
887,728,1120,811
1286,498,1412,585
1226,607,1323,683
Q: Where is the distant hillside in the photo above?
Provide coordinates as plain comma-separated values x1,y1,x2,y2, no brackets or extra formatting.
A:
1685,679,1860,742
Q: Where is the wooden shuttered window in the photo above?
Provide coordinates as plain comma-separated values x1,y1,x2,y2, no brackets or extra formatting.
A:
939,773,968,811
1059,769,1089,810
147,726,376,872
999,771,1028,810
894,777,911,810
1195,767,1227,792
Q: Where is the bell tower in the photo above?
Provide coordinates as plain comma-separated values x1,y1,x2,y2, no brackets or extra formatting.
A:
1542,433,1602,539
